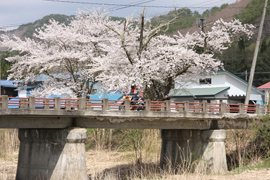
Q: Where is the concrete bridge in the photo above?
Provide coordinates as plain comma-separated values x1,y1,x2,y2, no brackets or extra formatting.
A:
0,95,265,180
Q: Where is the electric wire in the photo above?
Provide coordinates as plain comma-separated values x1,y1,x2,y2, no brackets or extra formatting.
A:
42,0,258,9
2,0,266,28
200,0,235,7
108,0,155,11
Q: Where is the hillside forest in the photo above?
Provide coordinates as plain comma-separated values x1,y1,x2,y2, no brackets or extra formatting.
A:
1,0,270,87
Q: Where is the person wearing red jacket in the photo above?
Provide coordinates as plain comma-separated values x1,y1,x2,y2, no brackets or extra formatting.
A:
129,83,139,95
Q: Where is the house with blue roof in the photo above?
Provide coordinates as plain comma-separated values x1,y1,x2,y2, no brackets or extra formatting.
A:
169,70,264,105
16,74,124,100
1,80,18,97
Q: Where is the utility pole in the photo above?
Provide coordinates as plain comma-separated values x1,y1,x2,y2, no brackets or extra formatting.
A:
0,50,3,97
197,18,207,53
0,26,4,97
197,18,206,32
244,0,268,105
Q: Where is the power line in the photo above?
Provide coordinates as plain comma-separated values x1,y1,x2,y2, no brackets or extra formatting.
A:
3,0,268,28
202,0,235,7
2,1,268,31
109,0,155,11
219,56,270,60
190,0,220,7
150,0,235,16
206,1,270,24
43,0,256,9
234,72,270,74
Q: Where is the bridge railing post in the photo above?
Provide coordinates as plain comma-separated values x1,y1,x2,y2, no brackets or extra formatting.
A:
202,101,207,113
125,99,130,111
102,98,109,111
220,102,227,114
161,102,165,112
44,99,50,110
20,98,28,109
1,95,8,109
29,96,35,110
184,101,189,113
194,101,199,113
145,99,151,112
210,104,215,113
166,100,171,112
54,97,61,110
256,104,260,114
226,104,230,113
66,100,71,110
86,100,92,110
178,102,183,112
239,103,244,114
78,97,86,110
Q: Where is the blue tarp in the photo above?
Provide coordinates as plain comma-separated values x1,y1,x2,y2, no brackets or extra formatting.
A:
90,94,123,101
257,101,264,105
1,80,17,88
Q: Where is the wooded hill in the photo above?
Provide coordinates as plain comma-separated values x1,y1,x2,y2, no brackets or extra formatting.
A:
217,0,270,87
0,14,125,40
1,0,270,87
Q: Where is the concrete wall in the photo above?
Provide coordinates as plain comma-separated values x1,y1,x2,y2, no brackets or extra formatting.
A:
160,129,227,173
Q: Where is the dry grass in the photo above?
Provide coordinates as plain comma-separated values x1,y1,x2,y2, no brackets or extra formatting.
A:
0,129,19,160
0,128,270,180
0,148,270,180
0,129,19,180
86,150,134,178
86,150,270,180
0,159,17,180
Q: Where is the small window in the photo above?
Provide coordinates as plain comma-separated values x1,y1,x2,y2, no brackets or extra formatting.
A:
91,89,97,94
199,78,211,84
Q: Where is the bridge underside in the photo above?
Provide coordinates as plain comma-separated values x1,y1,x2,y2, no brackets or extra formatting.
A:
15,127,228,179
0,96,261,179
0,109,251,129
0,109,254,179
0,116,249,129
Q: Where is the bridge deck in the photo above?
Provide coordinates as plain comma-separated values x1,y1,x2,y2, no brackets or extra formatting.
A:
0,96,261,129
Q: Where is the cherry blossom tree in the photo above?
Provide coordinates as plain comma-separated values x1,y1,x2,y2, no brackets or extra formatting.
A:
0,7,254,100
97,10,254,100
0,8,113,98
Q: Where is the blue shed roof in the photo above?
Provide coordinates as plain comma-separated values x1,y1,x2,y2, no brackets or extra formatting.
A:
1,80,17,88
90,94,123,100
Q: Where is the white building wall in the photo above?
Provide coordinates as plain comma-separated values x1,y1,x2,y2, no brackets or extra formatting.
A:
224,74,263,101
184,74,226,88
174,72,264,101
18,90,27,97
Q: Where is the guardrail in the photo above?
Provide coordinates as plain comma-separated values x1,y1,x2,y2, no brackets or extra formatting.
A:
0,95,266,114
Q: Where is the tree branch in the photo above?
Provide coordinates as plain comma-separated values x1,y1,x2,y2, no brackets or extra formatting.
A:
139,9,186,55
174,62,194,77
43,70,77,94
105,23,134,65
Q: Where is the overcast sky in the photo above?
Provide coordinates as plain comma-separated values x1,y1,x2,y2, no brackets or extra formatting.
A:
0,0,237,30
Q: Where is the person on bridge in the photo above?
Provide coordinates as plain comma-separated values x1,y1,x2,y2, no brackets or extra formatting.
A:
127,83,140,100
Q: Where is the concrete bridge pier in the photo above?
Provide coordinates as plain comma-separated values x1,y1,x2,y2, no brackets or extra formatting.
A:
16,128,88,180
160,129,227,173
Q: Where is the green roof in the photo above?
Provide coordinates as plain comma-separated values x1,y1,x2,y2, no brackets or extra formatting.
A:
169,87,230,97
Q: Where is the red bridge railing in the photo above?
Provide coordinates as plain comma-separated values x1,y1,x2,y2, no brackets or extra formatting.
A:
0,95,265,114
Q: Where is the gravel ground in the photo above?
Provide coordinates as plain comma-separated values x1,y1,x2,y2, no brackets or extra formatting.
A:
0,151,269,180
